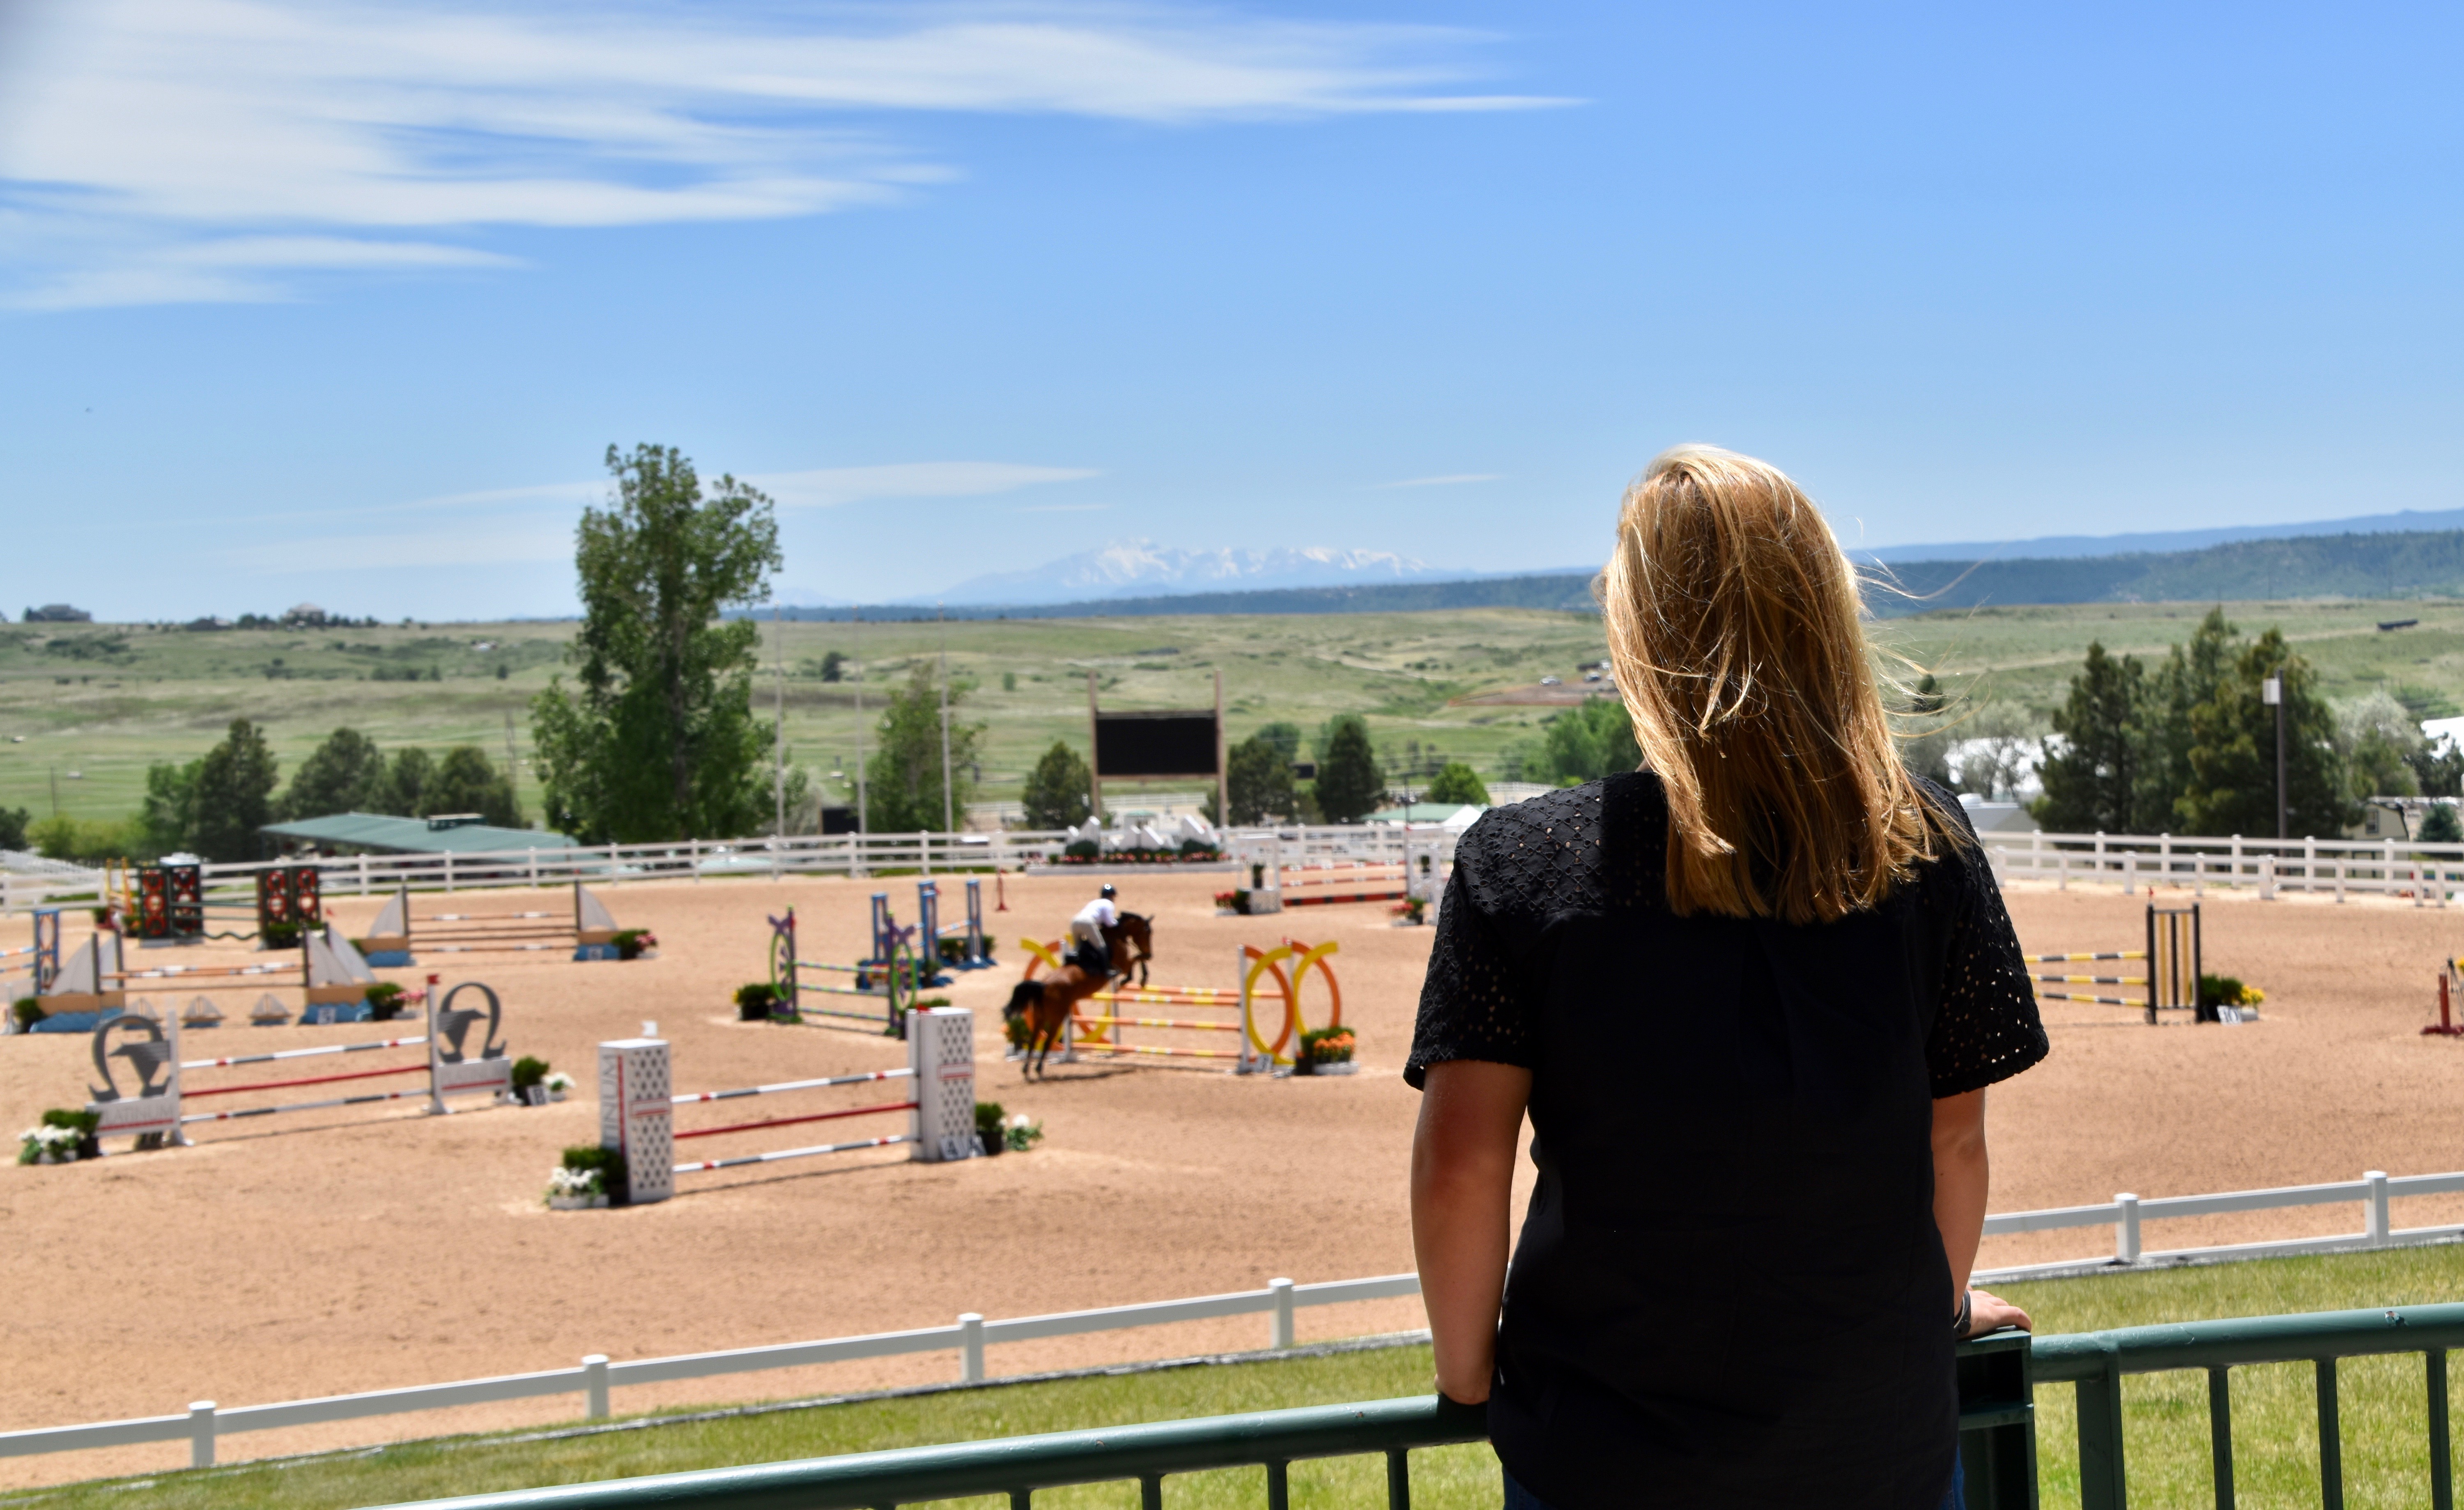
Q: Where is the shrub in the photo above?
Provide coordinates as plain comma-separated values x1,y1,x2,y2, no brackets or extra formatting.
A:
365,981,407,1020
1178,838,1221,859
974,1100,1006,1138
510,1055,550,1092
260,921,303,949
734,982,786,1021
2200,974,2264,1008
614,928,657,960
1064,839,1099,860
11,997,44,1031
558,1144,627,1204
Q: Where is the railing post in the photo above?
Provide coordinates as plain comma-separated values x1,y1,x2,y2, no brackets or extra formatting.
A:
188,1400,216,1468
2259,853,2276,901
959,1312,986,1383
2207,1367,2234,1510
1270,1277,1296,1350
2076,1345,2128,1510
2115,1193,2141,1264
583,1353,610,1419
2365,1170,2390,1246
2430,1349,2452,1510
2318,1358,2344,1510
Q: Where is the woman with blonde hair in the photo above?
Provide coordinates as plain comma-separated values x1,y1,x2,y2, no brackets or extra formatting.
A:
1409,446,2046,1509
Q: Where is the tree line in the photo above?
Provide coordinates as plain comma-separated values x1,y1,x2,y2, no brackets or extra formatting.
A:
1998,607,2461,840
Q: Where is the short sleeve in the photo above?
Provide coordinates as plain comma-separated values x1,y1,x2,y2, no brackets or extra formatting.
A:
1924,850,2050,1098
1405,852,1540,1089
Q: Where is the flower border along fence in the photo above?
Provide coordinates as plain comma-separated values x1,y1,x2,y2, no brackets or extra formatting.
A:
327,1305,2464,1510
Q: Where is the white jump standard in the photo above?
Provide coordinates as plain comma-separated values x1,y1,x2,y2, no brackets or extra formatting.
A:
598,1006,981,1204
81,979,513,1150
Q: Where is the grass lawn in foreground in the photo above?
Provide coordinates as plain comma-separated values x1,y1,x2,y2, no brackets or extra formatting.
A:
13,1244,2464,1510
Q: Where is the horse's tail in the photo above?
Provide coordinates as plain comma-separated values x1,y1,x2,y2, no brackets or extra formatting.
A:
1004,980,1043,1019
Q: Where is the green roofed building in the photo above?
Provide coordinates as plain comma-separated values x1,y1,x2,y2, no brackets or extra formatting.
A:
260,812,579,856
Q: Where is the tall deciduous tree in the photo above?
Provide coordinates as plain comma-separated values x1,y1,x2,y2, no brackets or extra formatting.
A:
190,718,279,862
1021,740,1094,829
1312,715,1384,822
282,728,388,819
1424,762,1490,806
530,444,782,841
138,760,200,854
864,663,983,832
1226,735,1298,824
374,747,434,817
1540,699,1641,785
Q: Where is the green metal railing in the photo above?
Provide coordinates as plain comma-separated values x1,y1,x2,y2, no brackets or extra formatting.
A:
2033,1302,2464,1510
377,1304,2464,1509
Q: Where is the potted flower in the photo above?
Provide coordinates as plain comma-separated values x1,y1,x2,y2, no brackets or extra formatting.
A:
1003,1113,1045,1152
1214,889,1250,916
1390,897,1427,926
735,982,788,1022
18,1109,100,1165
1296,1026,1357,1077
11,997,44,1034
547,1145,625,1208
543,1070,575,1102
365,981,408,1022
975,1101,1008,1157
615,929,658,961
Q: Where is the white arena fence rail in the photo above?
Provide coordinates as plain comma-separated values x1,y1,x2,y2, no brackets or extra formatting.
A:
1978,829,2464,904
0,826,1467,917
6,1164,2459,1470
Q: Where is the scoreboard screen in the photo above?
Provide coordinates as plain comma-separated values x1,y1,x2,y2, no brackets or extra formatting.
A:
1093,711,1220,778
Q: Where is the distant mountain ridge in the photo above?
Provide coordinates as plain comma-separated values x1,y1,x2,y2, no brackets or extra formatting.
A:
1856,505,2464,564
932,541,1442,606
756,527,2464,622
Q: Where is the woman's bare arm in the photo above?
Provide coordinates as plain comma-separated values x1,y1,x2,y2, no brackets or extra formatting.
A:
1411,1059,1532,1403
1933,1088,2030,1335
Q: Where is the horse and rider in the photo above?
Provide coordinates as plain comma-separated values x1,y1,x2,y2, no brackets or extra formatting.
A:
1004,883,1152,1079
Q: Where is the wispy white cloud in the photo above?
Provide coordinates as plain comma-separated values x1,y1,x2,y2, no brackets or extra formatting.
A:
223,523,577,573
0,1,1571,308
1371,472,1502,489
1016,502,1112,513
212,457,1092,573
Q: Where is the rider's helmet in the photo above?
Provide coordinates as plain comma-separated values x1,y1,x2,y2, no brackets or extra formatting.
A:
1100,884,1118,900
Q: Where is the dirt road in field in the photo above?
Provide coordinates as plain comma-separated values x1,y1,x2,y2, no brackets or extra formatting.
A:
5,867,2464,1486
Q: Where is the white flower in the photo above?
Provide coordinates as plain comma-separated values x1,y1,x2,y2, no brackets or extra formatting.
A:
547,1167,602,1197
25,1125,81,1151
1010,1114,1032,1128
543,1072,575,1092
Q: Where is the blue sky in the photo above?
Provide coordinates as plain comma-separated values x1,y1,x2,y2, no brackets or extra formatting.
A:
3,1,2461,619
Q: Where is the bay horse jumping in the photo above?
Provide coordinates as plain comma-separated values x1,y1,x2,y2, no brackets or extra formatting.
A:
1002,912,1153,1080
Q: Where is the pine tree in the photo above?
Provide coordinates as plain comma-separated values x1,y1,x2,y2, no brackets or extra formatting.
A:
2179,628,2352,838
2037,644,2144,831
1312,716,1384,823
189,719,279,862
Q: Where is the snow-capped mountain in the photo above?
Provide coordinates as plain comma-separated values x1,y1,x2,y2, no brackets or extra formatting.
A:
933,541,1441,606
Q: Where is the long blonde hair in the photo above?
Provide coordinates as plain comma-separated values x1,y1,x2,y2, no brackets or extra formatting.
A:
1598,445,1949,924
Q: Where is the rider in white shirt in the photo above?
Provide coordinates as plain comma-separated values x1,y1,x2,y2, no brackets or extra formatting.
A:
1069,885,1119,979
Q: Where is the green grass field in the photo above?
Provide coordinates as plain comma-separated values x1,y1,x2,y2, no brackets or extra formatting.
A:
5,596,2461,831
12,1246,2464,1510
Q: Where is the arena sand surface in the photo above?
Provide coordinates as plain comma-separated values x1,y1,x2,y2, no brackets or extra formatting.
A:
5,869,2464,1486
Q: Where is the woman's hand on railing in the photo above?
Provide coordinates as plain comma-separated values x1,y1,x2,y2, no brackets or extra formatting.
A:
1966,1286,2032,1337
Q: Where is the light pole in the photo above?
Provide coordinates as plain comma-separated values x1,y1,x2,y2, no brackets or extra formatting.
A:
2262,675,2285,840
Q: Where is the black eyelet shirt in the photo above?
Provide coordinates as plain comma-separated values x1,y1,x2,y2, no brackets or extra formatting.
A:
1407,772,2047,1510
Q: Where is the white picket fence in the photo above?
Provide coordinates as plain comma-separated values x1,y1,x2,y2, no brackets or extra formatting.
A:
0,824,1455,917
1980,829,2464,904
4,1165,2457,1469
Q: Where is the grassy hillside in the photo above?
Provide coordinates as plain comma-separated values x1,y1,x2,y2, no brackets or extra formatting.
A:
1872,529,2464,615
6,596,2461,831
